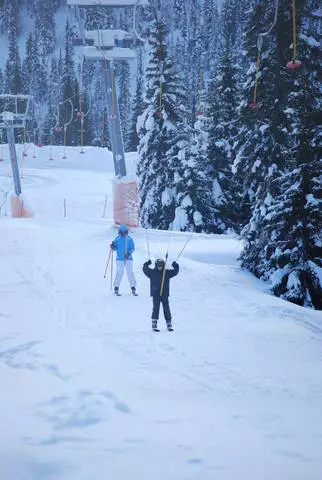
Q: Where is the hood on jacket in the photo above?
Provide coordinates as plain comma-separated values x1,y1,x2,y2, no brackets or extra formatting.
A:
118,224,128,234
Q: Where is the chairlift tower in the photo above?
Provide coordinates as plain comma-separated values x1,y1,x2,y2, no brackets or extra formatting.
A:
67,0,148,178
67,0,148,227
0,94,32,196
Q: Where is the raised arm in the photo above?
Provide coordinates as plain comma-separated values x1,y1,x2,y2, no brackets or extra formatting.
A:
168,261,179,278
143,260,152,277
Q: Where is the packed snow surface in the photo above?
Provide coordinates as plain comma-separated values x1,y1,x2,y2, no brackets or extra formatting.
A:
0,145,322,480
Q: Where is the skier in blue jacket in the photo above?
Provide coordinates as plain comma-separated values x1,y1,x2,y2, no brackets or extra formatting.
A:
110,224,137,295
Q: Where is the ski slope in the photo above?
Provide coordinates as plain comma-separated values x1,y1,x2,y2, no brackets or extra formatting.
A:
0,145,322,480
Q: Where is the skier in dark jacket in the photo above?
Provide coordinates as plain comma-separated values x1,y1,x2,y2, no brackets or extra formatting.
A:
143,258,179,331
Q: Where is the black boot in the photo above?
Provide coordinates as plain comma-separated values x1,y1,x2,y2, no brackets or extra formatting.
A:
152,320,159,332
167,322,174,332
114,286,120,296
131,286,138,296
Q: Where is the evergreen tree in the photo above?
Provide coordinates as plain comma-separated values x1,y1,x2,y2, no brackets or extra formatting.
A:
186,0,203,125
233,0,288,226
128,48,144,152
0,0,19,37
22,33,35,94
254,0,322,309
35,0,56,56
4,17,22,94
61,20,78,146
85,7,113,29
0,0,6,34
220,0,251,48
175,105,215,232
202,0,220,71
173,0,185,29
89,62,111,149
137,17,189,229
116,61,131,150
22,33,48,104
207,36,239,232
238,0,292,263
0,68,4,93
239,0,322,309
26,0,37,16
45,55,61,145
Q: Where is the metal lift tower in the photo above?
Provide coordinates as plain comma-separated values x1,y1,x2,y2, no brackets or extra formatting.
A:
67,0,148,226
0,94,33,217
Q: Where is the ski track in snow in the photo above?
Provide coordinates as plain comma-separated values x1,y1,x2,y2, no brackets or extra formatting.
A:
0,146,322,480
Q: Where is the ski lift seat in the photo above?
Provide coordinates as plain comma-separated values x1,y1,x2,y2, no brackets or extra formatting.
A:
73,37,94,46
249,102,260,110
286,60,302,70
83,46,136,61
67,0,148,6
85,29,133,49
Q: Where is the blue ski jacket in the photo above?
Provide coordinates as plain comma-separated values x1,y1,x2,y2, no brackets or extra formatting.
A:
111,224,135,261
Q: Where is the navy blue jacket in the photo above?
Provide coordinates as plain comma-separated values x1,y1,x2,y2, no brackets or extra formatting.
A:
143,261,179,298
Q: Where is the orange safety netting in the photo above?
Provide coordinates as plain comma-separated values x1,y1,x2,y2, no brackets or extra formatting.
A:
113,180,140,228
11,196,33,218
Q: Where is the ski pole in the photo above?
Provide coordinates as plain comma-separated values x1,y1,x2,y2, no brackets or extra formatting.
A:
175,231,194,262
110,250,114,290
104,248,112,278
146,228,150,259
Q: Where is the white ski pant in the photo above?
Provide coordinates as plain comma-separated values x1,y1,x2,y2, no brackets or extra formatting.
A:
114,260,137,288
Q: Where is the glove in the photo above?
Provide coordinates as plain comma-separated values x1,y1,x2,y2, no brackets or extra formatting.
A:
125,252,130,259
172,261,178,267
110,241,115,249
147,259,152,265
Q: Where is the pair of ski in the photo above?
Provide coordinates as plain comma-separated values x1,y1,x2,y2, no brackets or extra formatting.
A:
114,292,138,296
153,326,174,332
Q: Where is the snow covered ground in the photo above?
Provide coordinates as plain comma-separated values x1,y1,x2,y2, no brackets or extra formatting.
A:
1,145,322,480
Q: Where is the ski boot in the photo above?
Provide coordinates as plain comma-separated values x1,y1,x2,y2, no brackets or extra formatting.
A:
114,286,121,296
131,287,138,296
152,320,160,332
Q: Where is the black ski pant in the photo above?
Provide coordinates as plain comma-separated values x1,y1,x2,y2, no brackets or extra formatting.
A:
152,295,172,325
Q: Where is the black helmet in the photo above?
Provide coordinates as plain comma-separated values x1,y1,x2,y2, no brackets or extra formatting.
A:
155,258,165,268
